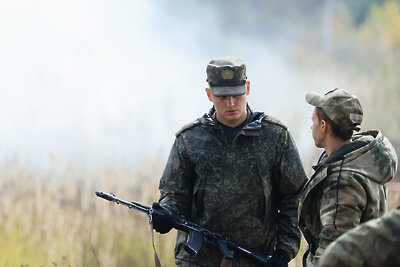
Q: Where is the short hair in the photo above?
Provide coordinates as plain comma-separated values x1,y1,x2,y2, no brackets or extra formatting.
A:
316,107,353,140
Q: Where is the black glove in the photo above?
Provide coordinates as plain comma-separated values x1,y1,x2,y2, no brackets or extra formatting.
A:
265,251,289,267
151,202,174,234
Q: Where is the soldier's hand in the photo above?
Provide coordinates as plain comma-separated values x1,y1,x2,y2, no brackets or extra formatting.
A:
151,202,174,234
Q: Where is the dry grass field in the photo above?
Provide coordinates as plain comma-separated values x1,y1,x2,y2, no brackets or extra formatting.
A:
0,156,176,267
0,156,399,266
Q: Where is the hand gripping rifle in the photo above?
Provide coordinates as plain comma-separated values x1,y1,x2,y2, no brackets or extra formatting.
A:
95,191,271,265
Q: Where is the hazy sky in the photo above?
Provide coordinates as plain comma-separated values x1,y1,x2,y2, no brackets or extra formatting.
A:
0,1,327,169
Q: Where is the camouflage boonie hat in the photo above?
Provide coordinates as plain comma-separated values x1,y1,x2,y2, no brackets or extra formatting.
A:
306,88,363,131
206,57,247,96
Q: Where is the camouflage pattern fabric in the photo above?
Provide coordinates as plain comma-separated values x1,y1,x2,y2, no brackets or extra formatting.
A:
318,207,400,267
298,130,398,266
158,106,307,267
206,57,247,96
306,89,363,131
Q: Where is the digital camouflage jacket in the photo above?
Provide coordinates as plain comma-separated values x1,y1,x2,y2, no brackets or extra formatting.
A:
158,106,307,267
318,207,400,267
298,130,398,266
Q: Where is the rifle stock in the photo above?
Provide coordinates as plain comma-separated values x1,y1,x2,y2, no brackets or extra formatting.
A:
95,191,271,265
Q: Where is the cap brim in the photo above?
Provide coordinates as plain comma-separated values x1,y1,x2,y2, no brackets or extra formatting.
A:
210,84,246,96
305,92,324,107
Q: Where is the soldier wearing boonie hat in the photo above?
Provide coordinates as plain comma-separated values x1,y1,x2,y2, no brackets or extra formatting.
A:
153,57,308,266
299,88,398,267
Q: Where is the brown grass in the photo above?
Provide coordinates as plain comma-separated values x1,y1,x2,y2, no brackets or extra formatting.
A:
0,156,399,266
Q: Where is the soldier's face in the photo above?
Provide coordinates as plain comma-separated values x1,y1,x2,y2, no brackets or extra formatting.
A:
311,107,325,148
206,83,249,128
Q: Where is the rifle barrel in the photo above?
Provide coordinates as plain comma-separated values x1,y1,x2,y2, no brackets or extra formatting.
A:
95,191,150,214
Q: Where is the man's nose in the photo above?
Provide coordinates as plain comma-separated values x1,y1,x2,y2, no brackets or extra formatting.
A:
228,96,234,106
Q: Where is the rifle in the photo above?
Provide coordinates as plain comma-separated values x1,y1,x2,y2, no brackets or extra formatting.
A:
95,191,271,265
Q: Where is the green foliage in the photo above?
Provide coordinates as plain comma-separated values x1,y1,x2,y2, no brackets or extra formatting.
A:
369,0,400,47
340,0,380,26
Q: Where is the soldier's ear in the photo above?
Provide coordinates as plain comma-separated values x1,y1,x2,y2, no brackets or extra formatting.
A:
246,81,250,95
321,120,329,133
205,88,213,102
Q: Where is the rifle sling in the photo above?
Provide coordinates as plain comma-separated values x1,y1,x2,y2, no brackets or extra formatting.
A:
150,224,162,267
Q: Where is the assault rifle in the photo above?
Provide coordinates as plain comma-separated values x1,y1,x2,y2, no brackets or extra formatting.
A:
95,191,271,265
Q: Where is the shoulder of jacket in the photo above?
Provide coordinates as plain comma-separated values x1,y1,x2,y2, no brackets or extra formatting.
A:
175,119,201,137
261,115,288,130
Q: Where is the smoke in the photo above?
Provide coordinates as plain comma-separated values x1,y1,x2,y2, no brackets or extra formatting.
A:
0,0,346,169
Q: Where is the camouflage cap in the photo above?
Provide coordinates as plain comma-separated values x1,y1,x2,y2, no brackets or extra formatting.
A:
206,57,247,96
306,88,363,131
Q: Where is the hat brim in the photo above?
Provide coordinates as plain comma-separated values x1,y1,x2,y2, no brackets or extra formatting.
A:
210,84,246,96
305,92,324,107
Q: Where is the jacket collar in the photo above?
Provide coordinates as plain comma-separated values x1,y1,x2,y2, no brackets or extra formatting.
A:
312,138,370,171
201,104,266,131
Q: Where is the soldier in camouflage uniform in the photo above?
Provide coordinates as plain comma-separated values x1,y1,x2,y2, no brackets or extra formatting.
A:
298,89,398,266
319,207,400,267
152,57,307,267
